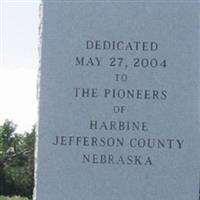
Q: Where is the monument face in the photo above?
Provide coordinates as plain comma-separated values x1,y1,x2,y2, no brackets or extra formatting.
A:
34,1,200,199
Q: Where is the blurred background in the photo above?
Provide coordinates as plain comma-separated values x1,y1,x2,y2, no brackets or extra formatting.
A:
0,1,40,199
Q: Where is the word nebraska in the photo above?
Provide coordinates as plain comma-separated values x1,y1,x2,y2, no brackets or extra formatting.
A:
82,153,152,166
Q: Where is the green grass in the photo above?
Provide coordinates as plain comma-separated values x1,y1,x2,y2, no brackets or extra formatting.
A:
0,196,29,200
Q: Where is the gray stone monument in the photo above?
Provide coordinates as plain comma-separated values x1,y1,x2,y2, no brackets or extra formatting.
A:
34,1,200,199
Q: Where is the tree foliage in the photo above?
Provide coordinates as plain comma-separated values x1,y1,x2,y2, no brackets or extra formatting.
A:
0,120,35,199
0,196,28,200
